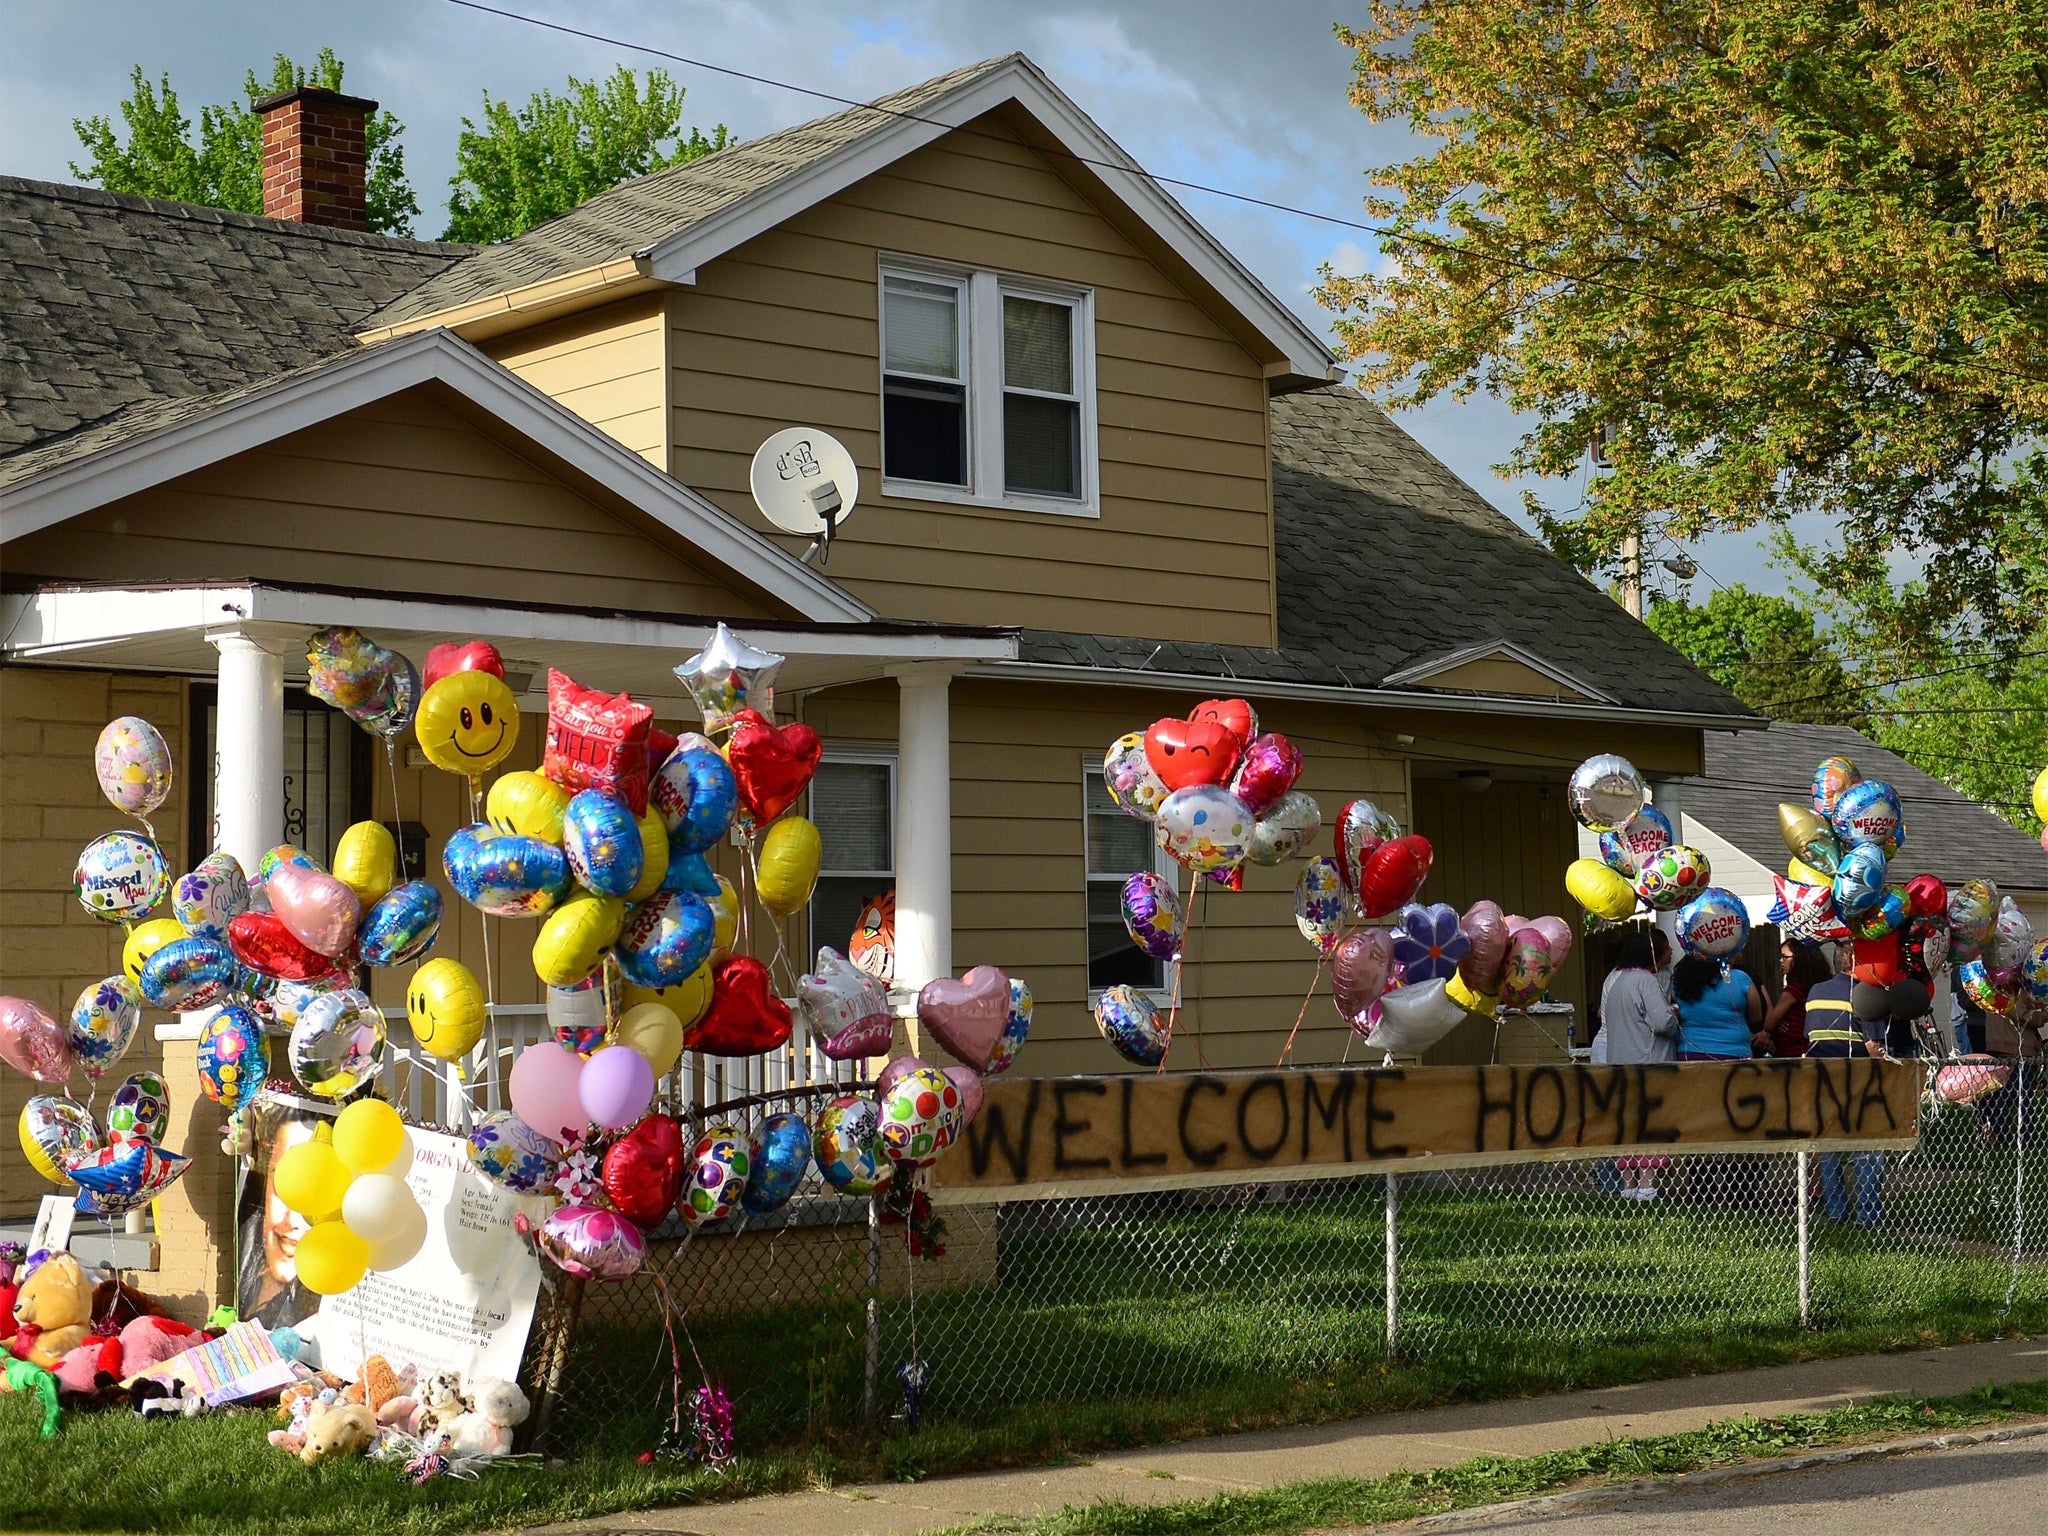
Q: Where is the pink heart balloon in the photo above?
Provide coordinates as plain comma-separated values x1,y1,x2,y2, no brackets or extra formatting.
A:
264,862,361,958
875,1054,931,1100
1457,900,1510,993
943,1065,985,1126
1333,929,1397,1024
916,966,1011,1072
1529,915,1575,971
0,996,72,1083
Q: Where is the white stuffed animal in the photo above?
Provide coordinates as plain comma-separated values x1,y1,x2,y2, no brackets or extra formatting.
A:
408,1370,470,1441
444,1377,530,1458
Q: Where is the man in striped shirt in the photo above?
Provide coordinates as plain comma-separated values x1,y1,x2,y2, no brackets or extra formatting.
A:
1807,943,1883,1228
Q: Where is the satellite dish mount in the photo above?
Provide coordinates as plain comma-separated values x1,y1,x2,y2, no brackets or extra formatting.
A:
750,427,860,566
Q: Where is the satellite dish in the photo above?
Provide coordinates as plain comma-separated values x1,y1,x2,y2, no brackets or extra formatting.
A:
750,427,859,565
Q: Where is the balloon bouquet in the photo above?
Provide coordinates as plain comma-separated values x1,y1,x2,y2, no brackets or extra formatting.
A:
1097,698,1322,1064
1564,752,1755,965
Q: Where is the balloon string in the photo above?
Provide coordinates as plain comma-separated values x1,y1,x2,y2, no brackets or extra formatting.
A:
1157,862,1190,1076
742,838,801,998
1277,948,1331,1069
384,739,407,878
1189,883,1212,1069
467,775,502,1109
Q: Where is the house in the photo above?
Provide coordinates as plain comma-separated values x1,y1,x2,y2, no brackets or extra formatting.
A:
0,57,1749,1303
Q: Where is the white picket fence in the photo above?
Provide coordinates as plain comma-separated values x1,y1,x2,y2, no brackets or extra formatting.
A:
372,1002,868,1131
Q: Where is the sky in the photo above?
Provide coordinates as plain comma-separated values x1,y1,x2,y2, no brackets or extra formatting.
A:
1,0,1802,597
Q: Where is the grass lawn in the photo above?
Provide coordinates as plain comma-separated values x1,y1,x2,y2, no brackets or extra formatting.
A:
10,1146,2046,1534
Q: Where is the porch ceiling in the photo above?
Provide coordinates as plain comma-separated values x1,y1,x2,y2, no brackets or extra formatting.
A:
0,580,1016,712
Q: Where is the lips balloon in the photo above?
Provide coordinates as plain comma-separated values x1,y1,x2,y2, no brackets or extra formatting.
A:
1143,717,1242,791
1333,928,1397,1024
916,965,1012,1072
600,1114,687,1229
724,709,821,824
685,957,793,1056
1355,835,1433,919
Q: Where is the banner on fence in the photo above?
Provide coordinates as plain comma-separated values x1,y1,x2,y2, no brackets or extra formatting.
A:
935,1059,1922,1198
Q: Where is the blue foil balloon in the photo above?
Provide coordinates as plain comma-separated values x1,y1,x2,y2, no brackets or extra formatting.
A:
564,790,643,897
651,748,737,854
358,880,443,966
1851,884,1911,940
1676,886,1750,958
742,1111,813,1214
615,892,715,988
1095,983,1169,1067
196,1003,268,1110
1832,843,1888,916
140,935,238,1011
661,850,723,898
445,825,571,917
1831,778,1904,855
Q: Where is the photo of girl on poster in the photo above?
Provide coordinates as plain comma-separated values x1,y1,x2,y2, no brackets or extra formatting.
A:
234,1094,333,1331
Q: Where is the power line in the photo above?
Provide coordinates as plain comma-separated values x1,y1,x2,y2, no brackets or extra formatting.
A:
440,0,2048,397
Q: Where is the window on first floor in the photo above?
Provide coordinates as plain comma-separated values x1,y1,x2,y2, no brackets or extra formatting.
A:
1085,763,1169,992
188,684,370,868
880,258,1096,514
808,754,895,965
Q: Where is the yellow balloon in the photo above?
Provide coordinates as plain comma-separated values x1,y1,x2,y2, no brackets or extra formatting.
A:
616,1001,685,1075
533,892,626,987
708,878,738,962
295,1219,370,1296
1788,856,1833,888
333,1098,405,1174
331,820,397,906
487,770,571,844
414,670,520,776
406,957,486,1061
625,958,715,1030
1445,971,1499,1018
757,815,822,918
123,918,186,986
624,809,671,904
274,1137,351,1223
2033,766,2048,825
18,1103,75,1185
1566,857,1638,922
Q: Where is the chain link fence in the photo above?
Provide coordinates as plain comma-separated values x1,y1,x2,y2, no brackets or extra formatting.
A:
531,1071,2048,1458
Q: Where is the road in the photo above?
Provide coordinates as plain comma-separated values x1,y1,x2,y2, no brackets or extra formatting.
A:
1490,1437,2048,1532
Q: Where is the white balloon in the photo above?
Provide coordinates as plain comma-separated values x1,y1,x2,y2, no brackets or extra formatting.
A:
1364,979,1470,1055
374,1128,416,1178
341,1172,419,1245
363,1198,428,1273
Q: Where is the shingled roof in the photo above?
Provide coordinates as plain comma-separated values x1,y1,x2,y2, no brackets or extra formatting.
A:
1681,722,2045,892
360,56,1016,332
1020,387,1753,721
0,176,467,459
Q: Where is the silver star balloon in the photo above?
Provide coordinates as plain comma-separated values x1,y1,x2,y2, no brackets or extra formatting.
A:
673,623,785,735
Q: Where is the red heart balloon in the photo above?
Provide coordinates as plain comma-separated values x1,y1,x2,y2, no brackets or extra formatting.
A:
1189,697,1256,749
1357,835,1433,919
423,640,504,692
686,957,794,1056
1143,717,1242,791
1230,732,1301,815
227,911,339,982
725,709,822,824
601,1113,686,1229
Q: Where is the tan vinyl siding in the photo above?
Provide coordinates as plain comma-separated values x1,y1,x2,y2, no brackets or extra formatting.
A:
3,388,759,616
0,669,187,1219
667,114,1277,645
483,294,669,469
1414,657,1597,701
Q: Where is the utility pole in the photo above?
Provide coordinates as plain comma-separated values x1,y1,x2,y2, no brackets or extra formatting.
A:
1620,528,1643,619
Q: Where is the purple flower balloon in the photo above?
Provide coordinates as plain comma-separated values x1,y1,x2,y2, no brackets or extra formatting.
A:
1390,902,1469,985
1120,871,1183,963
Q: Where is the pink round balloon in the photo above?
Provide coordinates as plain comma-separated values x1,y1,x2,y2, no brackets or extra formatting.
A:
943,1065,985,1126
875,1054,931,1101
1333,929,1397,1024
0,996,71,1084
265,862,362,959
1457,900,1510,992
509,1040,589,1144
1529,915,1575,971
578,1044,655,1130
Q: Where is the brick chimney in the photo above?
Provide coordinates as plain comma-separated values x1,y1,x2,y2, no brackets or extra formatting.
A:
253,86,378,230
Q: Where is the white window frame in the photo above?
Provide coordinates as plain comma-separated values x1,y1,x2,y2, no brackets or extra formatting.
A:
879,254,1099,518
807,750,898,961
1083,759,1178,1004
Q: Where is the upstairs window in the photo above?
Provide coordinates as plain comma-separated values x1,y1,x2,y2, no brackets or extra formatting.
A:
880,258,1096,515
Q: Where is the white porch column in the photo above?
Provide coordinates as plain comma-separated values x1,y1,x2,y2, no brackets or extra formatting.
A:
206,626,289,874
891,663,959,994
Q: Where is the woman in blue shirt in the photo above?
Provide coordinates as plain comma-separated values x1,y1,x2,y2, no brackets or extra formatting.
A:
1670,953,1767,1060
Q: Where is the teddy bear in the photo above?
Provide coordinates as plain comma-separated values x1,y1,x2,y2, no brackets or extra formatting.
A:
342,1354,417,1430
271,1385,339,1455
299,1398,377,1464
9,1253,93,1370
444,1377,530,1458
408,1369,470,1441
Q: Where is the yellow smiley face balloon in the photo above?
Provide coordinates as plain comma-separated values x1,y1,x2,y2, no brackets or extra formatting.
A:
406,957,487,1061
415,671,520,775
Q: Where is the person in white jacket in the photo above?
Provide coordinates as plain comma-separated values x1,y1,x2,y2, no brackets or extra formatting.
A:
1599,926,1679,1199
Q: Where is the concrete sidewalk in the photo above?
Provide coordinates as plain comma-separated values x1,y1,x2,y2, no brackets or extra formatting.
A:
539,1336,2048,1536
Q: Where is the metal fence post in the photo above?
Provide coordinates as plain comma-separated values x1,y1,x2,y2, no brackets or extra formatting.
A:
1796,1149,1811,1328
1384,1171,1399,1355
864,1194,881,1429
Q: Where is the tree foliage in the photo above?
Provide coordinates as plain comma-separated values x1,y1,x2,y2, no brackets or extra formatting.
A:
71,49,419,235
1644,585,1861,725
1319,1,2048,645
444,67,730,243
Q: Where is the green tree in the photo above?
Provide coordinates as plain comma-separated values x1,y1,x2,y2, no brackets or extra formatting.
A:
1644,585,1862,725
71,48,419,235
1318,1,2048,645
444,67,731,243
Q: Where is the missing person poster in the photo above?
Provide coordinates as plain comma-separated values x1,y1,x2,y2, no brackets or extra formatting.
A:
237,1101,544,1381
